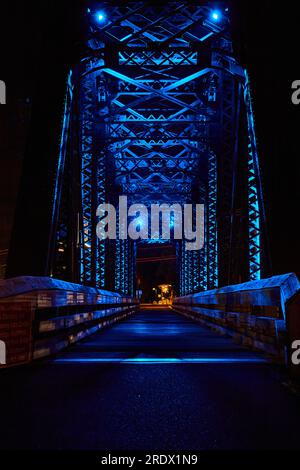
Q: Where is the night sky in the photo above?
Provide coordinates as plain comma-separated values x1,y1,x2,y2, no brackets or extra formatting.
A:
231,0,300,279
0,0,299,282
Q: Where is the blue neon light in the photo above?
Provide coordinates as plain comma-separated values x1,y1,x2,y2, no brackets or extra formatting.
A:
54,357,267,364
96,11,106,23
211,10,221,22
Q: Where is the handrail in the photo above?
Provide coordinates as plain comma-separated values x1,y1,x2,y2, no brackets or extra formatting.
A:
0,276,139,368
173,273,300,362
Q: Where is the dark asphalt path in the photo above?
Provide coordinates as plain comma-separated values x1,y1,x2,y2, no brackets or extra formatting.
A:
1,308,300,450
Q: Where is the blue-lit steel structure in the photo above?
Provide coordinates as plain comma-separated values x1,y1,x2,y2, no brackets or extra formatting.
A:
48,2,267,295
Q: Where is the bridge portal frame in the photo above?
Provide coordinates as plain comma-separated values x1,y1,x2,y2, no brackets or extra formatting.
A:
7,2,267,297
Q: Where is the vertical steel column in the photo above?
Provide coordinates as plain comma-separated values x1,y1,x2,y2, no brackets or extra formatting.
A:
115,238,122,293
80,72,94,284
192,248,201,293
79,70,107,287
115,207,132,295
128,241,137,297
207,150,218,288
199,183,208,291
217,71,240,286
114,200,130,295
180,240,194,296
50,70,74,279
244,71,263,280
175,241,182,296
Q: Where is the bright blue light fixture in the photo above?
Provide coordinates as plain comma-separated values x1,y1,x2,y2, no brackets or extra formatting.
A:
96,11,106,23
211,10,222,22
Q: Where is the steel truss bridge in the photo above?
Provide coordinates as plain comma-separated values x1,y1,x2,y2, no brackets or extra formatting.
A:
7,1,267,297
2,2,300,452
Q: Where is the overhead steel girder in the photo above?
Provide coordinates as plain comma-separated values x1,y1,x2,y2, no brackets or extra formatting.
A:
104,73,209,202
102,66,214,110
119,50,198,66
87,2,229,48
